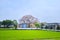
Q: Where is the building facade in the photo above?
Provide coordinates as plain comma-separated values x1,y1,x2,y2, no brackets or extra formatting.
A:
41,23,60,30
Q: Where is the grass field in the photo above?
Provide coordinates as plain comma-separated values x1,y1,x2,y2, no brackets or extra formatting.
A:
0,29,60,40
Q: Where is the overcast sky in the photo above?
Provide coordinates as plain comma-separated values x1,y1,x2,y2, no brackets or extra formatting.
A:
0,0,60,23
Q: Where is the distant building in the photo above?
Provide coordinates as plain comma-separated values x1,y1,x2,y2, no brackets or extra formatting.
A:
41,23,60,30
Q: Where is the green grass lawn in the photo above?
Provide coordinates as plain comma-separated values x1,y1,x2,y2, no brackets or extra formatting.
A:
0,29,60,40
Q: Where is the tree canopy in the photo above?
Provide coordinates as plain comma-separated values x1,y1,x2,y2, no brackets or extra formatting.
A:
2,20,13,28
13,20,18,29
34,22,41,28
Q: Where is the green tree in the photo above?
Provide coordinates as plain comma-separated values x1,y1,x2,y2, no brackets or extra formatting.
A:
2,20,6,28
0,21,2,27
2,20,13,28
34,22,41,28
13,20,18,29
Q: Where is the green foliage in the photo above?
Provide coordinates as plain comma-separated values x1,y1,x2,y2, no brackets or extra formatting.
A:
13,20,18,29
57,26,60,30
2,20,13,28
34,22,41,28
0,21,2,24
0,20,18,29
0,21,2,27
41,23,44,26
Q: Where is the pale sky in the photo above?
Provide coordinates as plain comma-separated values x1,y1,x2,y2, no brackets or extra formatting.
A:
0,0,60,23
